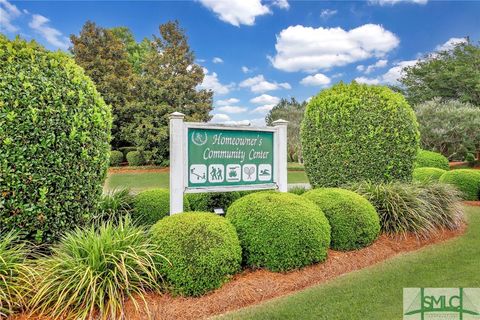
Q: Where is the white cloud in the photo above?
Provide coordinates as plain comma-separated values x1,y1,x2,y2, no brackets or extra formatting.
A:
241,66,253,73
0,0,21,32
435,37,467,52
270,24,399,72
250,117,266,126
239,74,291,93
216,98,240,106
272,0,290,9
355,76,381,85
300,73,331,86
225,119,252,126
356,65,366,72
199,0,270,27
251,104,275,114
212,57,224,64
198,68,233,95
320,9,337,19
216,105,248,114
210,113,231,123
28,14,70,50
369,0,428,5
363,59,388,74
250,94,280,105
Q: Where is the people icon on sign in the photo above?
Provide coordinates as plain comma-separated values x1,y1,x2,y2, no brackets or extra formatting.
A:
208,165,224,182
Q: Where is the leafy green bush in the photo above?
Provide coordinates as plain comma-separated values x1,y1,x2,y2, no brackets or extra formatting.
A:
186,192,241,212
413,167,447,183
133,188,190,225
151,212,241,296
302,188,380,250
29,218,163,320
348,181,464,237
226,192,331,272
0,36,112,243
439,169,480,200
301,82,419,188
465,153,476,167
415,149,450,170
118,146,137,157
288,186,308,195
126,150,145,166
0,232,31,318
109,150,124,166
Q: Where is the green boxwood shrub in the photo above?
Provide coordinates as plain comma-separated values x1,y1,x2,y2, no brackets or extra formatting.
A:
118,146,137,157
226,192,331,272
413,167,447,183
302,188,380,250
109,150,124,167
439,169,480,200
301,82,419,188
415,149,450,170
126,150,145,166
186,192,241,212
151,212,242,296
0,36,111,243
133,189,190,225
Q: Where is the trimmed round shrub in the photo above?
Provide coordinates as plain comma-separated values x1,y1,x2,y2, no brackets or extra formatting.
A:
413,167,447,183
187,192,241,212
151,212,242,296
109,150,124,166
302,188,380,250
226,192,331,272
439,169,480,200
118,146,137,157
133,188,190,225
301,82,419,188
126,150,145,166
0,36,111,243
415,149,450,170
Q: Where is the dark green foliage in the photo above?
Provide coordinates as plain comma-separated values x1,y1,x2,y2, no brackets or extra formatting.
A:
151,212,242,296
30,218,164,319
133,188,190,225
349,181,464,237
301,82,419,188
109,150,124,166
186,192,241,212
415,149,450,170
302,188,380,251
126,150,144,166
226,192,331,272
465,153,476,167
413,167,447,183
439,169,480,200
0,36,112,243
118,146,137,156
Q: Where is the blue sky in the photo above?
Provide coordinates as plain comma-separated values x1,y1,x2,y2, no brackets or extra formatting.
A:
1,0,479,125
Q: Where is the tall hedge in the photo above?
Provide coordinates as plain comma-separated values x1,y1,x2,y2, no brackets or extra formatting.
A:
301,82,419,187
0,36,112,243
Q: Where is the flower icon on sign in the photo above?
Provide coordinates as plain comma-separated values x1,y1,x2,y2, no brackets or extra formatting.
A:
191,132,207,146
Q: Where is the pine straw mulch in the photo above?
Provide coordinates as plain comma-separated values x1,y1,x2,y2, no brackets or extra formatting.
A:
11,224,466,320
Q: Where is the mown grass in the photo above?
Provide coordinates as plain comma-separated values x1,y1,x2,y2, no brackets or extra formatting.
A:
104,170,309,192
218,206,480,320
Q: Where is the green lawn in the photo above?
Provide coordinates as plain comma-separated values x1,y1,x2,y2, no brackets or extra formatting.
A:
218,206,480,320
104,170,309,192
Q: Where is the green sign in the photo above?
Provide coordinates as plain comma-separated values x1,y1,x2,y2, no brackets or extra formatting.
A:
187,127,274,188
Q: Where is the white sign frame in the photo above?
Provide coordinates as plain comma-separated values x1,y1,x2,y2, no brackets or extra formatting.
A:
169,112,288,214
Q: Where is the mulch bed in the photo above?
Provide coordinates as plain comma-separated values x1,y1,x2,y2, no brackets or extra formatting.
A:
11,224,467,320
463,201,480,207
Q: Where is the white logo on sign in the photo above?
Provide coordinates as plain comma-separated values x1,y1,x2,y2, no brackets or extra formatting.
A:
189,165,207,184
242,164,256,182
258,164,272,181
208,164,225,183
226,164,241,182
191,132,207,146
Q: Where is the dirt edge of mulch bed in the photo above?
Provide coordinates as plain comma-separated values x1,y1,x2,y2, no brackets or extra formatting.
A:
11,223,467,320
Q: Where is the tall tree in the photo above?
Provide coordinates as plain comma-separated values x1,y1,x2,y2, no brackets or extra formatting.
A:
265,98,307,163
110,27,152,74
70,21,136,147
400,40,480,106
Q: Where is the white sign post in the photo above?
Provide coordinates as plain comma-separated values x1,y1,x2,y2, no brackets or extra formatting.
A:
169,111,288,215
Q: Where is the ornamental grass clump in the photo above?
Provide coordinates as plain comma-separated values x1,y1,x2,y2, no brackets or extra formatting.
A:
0,232,32,318
91,188,135,224
29,218,165,320
151,212,242,296
226,192,331,272
302,188,380,251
